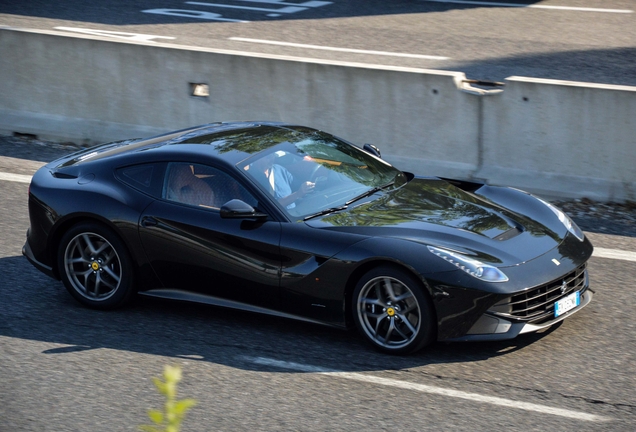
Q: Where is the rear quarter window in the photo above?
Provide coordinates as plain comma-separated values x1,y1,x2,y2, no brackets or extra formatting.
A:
116,163,165,198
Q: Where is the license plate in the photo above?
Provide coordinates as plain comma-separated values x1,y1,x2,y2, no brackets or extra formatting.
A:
554,291,580,317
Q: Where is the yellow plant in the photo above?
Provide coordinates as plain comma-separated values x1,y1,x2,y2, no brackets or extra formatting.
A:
140,365,197,432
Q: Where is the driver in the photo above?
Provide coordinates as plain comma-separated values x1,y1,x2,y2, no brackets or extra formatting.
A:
251,151,315,209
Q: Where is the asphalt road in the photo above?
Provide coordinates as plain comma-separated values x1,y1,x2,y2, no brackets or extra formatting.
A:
0,0,635,86
1,137,635,431
1,3,634,429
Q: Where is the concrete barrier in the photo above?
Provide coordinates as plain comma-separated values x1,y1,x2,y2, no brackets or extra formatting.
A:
478,77,636,201
1,27,635,201
0,27,480,181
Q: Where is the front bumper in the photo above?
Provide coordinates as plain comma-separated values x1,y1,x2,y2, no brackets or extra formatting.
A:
22,231,56,279
447,288,593,342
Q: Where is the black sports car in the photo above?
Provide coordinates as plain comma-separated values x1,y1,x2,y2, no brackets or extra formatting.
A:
23,122,593,354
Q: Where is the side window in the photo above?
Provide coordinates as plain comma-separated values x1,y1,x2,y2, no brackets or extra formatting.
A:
163,163,258,209
116,163,163,197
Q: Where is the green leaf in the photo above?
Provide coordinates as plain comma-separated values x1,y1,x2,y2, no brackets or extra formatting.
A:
140,365,198,432
164,365,182,383
148,409,164,424
153,377,168,396
174,399,197,415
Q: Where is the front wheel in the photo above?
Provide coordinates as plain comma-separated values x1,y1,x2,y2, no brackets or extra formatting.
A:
57,222,134,310
352,266,435,355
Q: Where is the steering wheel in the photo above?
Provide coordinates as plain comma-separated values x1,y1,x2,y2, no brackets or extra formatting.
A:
308,164,332,193
309,163,323,182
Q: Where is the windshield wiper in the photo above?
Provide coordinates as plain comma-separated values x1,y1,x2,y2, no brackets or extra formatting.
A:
303,181,395,221
303,205,348,221
345,181,395,206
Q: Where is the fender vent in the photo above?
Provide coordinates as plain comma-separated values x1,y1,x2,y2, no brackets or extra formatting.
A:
51,171,78,179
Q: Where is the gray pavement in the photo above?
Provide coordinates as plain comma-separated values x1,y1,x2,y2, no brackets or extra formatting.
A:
1,0,635,86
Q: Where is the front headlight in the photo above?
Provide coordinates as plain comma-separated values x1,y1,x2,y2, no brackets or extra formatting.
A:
427,246,509,283
537,198,584,242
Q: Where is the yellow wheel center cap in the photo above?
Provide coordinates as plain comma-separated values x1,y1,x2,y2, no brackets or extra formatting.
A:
91,262,100,271
387,307,396,317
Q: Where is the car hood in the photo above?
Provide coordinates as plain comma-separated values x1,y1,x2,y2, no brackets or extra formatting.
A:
305,178,565,266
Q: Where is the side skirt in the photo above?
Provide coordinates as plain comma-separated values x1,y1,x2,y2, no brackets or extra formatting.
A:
138,288,344,329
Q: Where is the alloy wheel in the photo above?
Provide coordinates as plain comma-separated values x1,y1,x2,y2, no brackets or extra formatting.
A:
356,275,422,350
64,232,122,301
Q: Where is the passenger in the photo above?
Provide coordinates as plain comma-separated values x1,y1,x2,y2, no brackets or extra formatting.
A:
251,151,314,209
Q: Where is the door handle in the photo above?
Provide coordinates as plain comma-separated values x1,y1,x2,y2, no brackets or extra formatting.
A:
141,216,158,227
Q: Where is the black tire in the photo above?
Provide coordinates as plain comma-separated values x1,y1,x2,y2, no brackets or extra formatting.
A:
57,222,134,310
352,266,435,355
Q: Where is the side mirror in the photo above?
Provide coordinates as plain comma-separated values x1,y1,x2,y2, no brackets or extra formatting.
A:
220,199,268,220
363,143,381,158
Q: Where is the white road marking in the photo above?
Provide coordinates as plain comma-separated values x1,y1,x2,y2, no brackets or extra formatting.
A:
421,0,633,13
0,172,32,183
142,9,248,22
54,27,176,42
235,0,332,6
242,356,610,422
144,0,332,21
593,247,636,262
186,1,309,14
229,37,451,60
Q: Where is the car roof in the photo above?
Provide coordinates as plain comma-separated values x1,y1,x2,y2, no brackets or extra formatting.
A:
54,122,320,168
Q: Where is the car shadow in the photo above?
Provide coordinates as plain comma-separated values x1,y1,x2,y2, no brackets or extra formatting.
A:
0,0,545,25
450,46,636,88
570,215,636,238
0,135,78,163
1,254,565,375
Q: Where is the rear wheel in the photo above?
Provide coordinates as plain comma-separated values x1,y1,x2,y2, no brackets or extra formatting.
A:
352,266,435,355
57,222,134,309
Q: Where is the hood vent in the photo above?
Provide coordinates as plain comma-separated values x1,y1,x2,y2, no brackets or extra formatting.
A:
493,226,523,241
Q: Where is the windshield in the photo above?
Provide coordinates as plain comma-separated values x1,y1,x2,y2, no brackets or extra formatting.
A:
240,131,407,219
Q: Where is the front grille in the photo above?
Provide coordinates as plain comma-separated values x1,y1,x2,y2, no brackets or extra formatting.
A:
489,264,587,324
